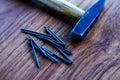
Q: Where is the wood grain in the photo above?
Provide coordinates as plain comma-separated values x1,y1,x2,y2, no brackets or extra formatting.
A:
0,0,120,80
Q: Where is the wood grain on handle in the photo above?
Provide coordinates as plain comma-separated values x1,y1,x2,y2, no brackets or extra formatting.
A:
36,0,85,19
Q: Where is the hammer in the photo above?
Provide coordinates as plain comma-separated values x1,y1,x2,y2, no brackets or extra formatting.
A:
30,0,105,42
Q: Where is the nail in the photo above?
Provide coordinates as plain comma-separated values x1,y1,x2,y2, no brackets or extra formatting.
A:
37,36,65,47
35,35,72,55
21,28,51,38
28,36,40,69
43,39,72,55
49,39,66,47
52,42,72,55
42,48,58,63
54,45,73,63
29,36,58,63
36,37,72,55
34,43,48,57
29,35,48,57
44,26,66,46
35,35,53,41
54,53,73,64
43,48,54,55
46,53,58,63
31,37,58,63
43,48,73,64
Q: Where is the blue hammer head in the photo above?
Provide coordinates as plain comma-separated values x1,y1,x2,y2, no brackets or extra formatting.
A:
70,0,105,42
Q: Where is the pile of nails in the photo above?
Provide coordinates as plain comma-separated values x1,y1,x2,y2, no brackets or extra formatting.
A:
21,26,73,69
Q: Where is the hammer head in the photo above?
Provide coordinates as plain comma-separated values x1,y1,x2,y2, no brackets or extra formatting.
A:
70,0,105,42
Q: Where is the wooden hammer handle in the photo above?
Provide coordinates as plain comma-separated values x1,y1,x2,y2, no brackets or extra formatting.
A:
35,0,85,19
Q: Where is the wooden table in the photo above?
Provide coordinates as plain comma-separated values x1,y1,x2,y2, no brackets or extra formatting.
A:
0,0,120,80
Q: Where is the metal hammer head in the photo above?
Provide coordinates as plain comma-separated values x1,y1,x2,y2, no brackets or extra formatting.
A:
30,0,105,42
70,0,105,42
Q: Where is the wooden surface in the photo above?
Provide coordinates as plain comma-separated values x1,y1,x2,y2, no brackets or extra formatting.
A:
0,0,120,80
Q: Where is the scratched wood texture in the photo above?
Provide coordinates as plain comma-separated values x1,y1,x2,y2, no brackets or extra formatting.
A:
0,0,120,80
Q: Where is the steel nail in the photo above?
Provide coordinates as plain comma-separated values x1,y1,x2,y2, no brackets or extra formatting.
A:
43,48,73,64
44,26,66,46
43,38,72,55
28,36,40,68
21,28,51,38
54,45,73,63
